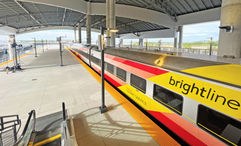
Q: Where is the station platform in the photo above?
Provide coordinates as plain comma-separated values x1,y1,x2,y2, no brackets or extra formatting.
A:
0,46,160,145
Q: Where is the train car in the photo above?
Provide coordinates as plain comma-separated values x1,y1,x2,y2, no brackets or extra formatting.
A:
69,44,241,146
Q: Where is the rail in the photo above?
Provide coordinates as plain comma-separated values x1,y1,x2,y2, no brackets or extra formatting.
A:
119,45,218,56
0,46,34,64
0,115,21,146
14,110,36,146
61,102,72,146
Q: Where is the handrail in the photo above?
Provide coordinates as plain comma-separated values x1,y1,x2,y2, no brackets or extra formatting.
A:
88,45,98,67
62,102,66,121
0,115,20,131
14,110,36,146
61,102,72,146
0,115,21,145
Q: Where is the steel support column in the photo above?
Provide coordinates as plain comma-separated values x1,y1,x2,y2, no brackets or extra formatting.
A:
218,0,241,58
139,38,144,48
74,26,77,43
78,23,82,43
106,0,116,47
119,39,123,48
106,0,110,47
110,0,116,47
178,26,183,51
173,28,178,52
86,2,91,44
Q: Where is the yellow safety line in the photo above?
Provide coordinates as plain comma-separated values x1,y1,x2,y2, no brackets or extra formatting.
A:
33,134,62,146
0,49,41,67
28,142,34,146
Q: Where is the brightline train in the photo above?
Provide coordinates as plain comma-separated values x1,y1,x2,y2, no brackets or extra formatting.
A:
69,44,241,146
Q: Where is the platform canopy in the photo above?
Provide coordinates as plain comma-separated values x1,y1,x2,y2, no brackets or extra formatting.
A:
0,0,221,37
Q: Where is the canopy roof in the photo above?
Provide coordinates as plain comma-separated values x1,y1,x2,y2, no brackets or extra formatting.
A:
0,0,221,35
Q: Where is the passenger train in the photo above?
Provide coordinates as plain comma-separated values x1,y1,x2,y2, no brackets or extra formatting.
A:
69,44,241,146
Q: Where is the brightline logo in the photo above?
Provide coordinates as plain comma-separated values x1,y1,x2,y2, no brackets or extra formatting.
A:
169,76,240,110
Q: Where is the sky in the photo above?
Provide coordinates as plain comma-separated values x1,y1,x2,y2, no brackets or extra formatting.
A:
0,21,220,43
183,21,220,42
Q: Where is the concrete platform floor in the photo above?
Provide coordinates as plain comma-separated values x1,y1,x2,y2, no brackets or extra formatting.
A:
0,46,159,146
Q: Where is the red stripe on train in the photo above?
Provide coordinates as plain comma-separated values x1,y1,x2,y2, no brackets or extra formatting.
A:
105,54,169,75
148,110,209,146
92,66,123,88
72,50,123,88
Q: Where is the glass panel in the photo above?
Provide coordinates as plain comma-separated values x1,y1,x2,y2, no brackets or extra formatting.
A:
116,67,126,82
153,84,183,114
130,74,146,93
106,63,114,74
15,114,35,146
197,105,241,145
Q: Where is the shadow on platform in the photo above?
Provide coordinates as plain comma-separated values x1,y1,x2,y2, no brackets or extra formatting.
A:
72,104,159,146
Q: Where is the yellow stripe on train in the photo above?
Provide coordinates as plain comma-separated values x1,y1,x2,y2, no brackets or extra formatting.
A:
118,84,173,113
148,72,241,120
182,64,241,87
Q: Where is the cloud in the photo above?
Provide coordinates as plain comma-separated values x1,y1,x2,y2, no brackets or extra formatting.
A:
183,21,220,42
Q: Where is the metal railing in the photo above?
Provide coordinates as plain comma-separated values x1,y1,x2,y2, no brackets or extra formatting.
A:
61,102,72,146
14,110,36,146
1,102,72,146
0,115,21,146
182,48,217,55
0,46,34,64
118,45,218,56
0,56,9,64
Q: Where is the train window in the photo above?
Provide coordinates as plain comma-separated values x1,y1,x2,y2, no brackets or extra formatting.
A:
130,74,146,93
78,50,89,60
91,56,100,66
97,58,101,66
197,105,241,145
116,67,126,82
106,63,114,74
153,84,183,114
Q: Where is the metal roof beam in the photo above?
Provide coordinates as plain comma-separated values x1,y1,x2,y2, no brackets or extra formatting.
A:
140,0,176,21
32,3,47,24
0,1,28,20
170,0,182,14
116,20,140,34
62,8,66,26
177,7,220,25
79,16,86,23
155,0,177,21
74,15,86,26
192,0,201,10
14,0,42,25
208,0,214,7
117,20,140,28
18,0,176,28
0,11,63,20
119,28,175,39
199,0,207,8
91,18,105,27
176,0,189,13
182,0,194,12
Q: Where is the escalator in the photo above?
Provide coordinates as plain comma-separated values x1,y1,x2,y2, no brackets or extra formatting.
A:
0,103,72,146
